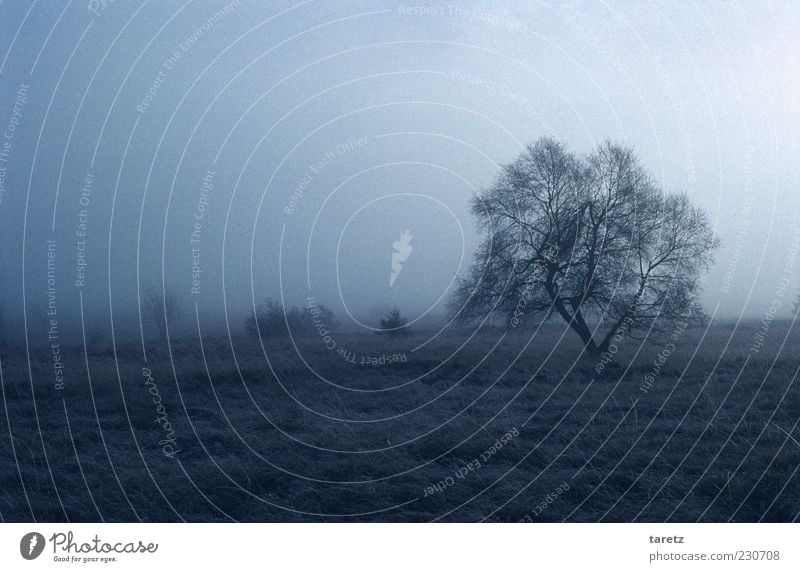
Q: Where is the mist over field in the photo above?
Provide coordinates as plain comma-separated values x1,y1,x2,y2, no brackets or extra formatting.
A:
0,1,798,523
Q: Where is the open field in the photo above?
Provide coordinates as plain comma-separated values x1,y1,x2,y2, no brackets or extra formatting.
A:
1,320,799,522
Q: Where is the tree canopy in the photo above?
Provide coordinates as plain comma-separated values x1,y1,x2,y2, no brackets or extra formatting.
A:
452,138,719,356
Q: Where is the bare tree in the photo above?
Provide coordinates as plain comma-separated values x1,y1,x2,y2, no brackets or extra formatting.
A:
452,138,719,356
142,286,185,342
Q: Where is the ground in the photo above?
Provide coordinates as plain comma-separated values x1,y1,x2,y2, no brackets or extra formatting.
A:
1,320,798,522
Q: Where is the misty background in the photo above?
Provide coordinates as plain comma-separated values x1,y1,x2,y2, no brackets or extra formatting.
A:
1,0,799,344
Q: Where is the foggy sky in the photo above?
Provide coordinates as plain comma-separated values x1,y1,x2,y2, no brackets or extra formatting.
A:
1,0,798,341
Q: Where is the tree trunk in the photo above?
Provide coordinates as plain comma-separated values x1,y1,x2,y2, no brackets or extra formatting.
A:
548,292,599,355
570,310,599,357
545,271,599,357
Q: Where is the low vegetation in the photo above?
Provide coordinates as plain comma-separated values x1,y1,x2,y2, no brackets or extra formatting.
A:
1,320,797,522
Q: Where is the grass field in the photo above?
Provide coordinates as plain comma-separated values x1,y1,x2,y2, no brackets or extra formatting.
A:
1,320,799,522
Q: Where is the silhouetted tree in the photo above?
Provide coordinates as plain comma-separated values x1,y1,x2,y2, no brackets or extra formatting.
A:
378,306,410,336
142,287,185,341
452,137,719,356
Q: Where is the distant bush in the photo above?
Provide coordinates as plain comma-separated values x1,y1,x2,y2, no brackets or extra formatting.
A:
377,306,410,336
246,298,337,338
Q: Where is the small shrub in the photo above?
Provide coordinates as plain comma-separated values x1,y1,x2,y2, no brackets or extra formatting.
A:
246,298,337,338
377,306,410,336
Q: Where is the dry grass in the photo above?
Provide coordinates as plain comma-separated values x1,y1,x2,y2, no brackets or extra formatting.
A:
1,320,798,521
